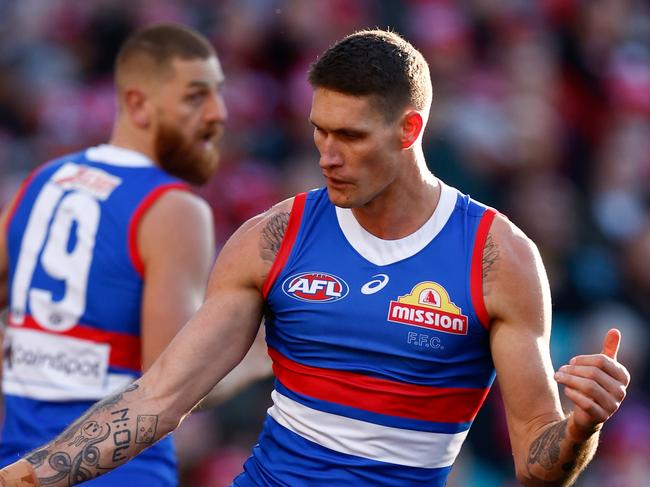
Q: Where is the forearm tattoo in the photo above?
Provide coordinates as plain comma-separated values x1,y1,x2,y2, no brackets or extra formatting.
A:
528,419,567,470
23,383,161,486
527,419,598,484
481,234,499,296
259,211,289,264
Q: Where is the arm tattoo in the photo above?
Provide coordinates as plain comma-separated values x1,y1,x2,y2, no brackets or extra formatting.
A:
481,233,499,290
25,449,49,468
527,419,600,484
528,419,567,470
23,383,162,486
259,212,289,264
135,415,158,444
59,384,139,443
40,422,112,485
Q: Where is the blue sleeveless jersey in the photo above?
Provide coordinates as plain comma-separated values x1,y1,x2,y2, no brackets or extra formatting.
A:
1,145,184,485
235,184,497,486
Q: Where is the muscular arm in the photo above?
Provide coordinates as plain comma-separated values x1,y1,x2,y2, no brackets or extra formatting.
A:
194,207,289,408
0,200,294,486
485,215,629,486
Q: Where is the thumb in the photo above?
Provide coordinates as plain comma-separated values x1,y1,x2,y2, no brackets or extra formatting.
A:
601,328,621,360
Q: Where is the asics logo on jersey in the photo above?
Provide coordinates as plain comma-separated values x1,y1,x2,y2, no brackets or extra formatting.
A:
282,272,349,303
361,274,390,295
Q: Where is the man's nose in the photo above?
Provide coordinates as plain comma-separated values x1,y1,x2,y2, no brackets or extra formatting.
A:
204,92,227,123
318,138,343,169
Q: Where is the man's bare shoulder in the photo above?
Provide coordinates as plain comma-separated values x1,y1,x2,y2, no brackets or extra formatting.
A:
138,190,214,268
484,213,551,329
143,189,213,229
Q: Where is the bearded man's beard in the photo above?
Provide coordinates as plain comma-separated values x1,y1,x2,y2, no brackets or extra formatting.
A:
154,121,221,185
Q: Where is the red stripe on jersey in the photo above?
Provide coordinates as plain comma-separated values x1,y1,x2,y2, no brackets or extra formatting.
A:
269,347,489,423
127,183,189,277
10,315,141,371
470,209,497,331
3,165,47,234
262,193,307,299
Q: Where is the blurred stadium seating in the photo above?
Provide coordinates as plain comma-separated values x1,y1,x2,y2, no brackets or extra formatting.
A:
1,1,648,485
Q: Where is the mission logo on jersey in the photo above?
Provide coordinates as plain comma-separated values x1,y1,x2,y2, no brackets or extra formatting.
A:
388,281,468,335
282,272,349,303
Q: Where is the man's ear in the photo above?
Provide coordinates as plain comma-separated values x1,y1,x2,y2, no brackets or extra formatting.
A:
400,111,424,149
123,88,152,128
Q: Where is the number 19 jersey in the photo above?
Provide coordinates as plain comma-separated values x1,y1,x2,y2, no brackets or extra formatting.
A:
1,145,185,485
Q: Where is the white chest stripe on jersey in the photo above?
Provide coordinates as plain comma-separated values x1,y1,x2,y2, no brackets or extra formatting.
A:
360,274,390,295
268,390,469,469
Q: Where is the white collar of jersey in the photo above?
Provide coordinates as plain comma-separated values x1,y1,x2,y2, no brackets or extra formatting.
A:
335,182,457,266
85,144,155,167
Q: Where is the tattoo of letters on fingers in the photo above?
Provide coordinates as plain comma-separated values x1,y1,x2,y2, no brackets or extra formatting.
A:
135,415,159,444
481,234,499,294
259,212,289,263
527,420,567,470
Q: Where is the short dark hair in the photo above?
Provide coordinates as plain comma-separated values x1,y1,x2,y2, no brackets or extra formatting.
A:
308,29,432,121
115,23,215,82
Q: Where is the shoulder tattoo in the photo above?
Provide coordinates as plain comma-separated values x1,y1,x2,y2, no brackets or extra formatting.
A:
482,233,499,289
259,211,289,264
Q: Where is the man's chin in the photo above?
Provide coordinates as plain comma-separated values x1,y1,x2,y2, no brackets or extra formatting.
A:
326,186,355,208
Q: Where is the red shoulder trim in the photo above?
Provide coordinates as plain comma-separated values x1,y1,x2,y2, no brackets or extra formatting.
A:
3,165,46,234
470,208,497,331
262,193,307,299
128,183,189,277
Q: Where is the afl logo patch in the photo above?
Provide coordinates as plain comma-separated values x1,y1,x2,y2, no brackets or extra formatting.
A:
282,272,349,303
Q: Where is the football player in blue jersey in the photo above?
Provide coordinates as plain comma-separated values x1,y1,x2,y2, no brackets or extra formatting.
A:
0,29,630,487
0,23,269,486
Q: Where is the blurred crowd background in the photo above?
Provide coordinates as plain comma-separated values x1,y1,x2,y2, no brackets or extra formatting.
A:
1,0,649,485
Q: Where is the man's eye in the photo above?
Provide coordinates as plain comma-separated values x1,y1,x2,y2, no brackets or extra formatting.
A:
186,92,206,103
342,133,360,140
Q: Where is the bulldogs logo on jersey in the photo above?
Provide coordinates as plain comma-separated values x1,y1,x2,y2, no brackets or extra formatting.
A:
387,281,468,335
282,272,349,303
